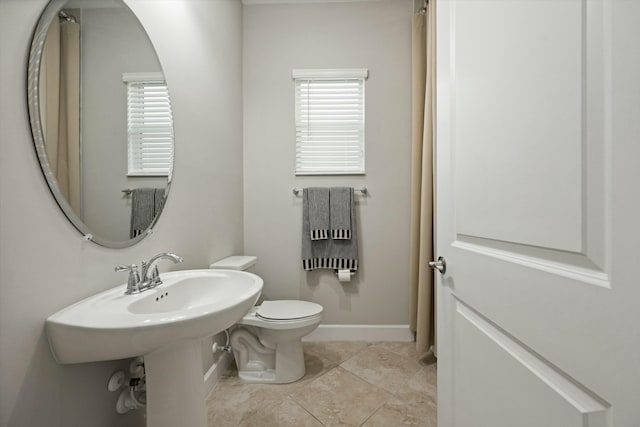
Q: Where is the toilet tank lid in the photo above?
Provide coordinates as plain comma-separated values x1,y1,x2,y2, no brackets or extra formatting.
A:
209,256,256,271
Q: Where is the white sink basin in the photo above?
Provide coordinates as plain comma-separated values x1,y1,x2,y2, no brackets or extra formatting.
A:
46,269,263,427
46,269,263,364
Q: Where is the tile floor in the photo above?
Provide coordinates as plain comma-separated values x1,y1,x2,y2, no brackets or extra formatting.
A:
206,342,437,426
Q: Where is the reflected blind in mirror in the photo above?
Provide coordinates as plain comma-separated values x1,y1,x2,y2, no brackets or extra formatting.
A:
293,69,368,175
124,73,174,176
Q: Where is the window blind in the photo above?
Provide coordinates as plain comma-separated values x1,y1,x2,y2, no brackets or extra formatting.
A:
125,74,174,177
294,69,367,175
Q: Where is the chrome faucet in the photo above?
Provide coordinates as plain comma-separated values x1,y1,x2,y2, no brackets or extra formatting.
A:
115,253,184,295
140,252,184,288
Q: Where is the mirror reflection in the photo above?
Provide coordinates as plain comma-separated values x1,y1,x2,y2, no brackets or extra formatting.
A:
30,0,173,247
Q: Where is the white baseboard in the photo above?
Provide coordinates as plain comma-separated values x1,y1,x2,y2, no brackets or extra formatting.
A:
303,324,414,342
203,351,233,396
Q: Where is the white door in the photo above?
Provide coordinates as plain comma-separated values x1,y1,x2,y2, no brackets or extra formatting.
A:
436,1,640,426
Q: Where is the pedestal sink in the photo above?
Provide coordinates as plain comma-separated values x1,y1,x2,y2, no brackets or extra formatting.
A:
46,269,263,427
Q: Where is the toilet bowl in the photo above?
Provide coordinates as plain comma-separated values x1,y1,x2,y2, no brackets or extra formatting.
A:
210,256,323,384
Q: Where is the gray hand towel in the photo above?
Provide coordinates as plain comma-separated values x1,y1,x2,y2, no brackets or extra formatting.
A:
330,187,352,239
302,187,358,271
301,188,318,266
307,187,330,240
130,188,155,238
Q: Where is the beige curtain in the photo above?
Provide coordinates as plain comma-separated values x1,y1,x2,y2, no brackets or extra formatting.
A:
409,0,437,354
39,18,81,212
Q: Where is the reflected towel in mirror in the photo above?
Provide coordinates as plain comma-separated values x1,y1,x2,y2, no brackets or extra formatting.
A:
130,188,165,238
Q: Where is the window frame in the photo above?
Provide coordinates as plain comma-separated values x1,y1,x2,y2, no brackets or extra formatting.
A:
293,68,368,176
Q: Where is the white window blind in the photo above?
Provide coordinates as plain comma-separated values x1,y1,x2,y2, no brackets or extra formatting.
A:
293,68,368,175
123,72,174,177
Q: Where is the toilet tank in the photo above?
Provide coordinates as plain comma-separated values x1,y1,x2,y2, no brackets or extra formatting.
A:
209,256,257,273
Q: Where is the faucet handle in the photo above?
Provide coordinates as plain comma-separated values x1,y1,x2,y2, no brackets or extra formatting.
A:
115,264,136,272
148,265,160,286
140,260,161,288
115,264,141,294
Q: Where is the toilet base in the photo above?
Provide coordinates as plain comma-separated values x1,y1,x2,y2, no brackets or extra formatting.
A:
231,328,307,384
273,340,306,383
238,369,279,383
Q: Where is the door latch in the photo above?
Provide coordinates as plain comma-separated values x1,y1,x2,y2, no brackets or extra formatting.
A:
428,256,446,274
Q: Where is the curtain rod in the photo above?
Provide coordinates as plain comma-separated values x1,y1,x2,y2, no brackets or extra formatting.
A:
417,0,428,14
59,10,77,23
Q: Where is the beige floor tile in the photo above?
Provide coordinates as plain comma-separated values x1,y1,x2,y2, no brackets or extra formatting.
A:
398,363,437,403
207,342,438,427
361,396,437,427
370,341,427,360
340,345,424,394
361,363,439,427
206,378,287,426
303,341,371,366
238,397,324,427
207,351,334,426
292,366,391,426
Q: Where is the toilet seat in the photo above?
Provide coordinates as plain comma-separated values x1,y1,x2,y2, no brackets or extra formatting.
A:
256,300,323,320
239,300,323,330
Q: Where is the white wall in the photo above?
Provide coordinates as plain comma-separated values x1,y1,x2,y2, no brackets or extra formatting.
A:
81,6,166,242
0,0,243,426
243,0,413,325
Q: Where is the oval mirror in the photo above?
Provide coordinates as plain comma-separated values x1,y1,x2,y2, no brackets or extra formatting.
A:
28,0,173,248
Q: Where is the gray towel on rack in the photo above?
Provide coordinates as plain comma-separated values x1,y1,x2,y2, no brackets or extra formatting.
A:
302,187,358,271
307,187,330,240
130,188,161,238
330,187,353,239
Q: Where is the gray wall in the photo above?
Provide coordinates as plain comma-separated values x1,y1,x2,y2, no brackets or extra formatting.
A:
243,0,413,325
80,6,165,242
0,0,243,426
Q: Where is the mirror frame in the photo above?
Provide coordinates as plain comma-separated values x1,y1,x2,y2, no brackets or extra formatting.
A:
27,0,172,248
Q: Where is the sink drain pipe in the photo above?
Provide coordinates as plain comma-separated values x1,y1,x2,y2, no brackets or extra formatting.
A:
109,357,147,414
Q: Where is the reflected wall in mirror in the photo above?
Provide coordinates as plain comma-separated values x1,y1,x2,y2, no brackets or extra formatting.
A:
28,0,174,248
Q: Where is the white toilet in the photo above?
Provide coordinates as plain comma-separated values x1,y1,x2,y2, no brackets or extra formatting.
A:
210,256,323,384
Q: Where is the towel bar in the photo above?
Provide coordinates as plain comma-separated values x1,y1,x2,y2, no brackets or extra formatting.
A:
292,187,367,196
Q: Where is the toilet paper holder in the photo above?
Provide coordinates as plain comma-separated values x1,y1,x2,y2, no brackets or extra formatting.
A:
334,269,356,277
335,269,355,282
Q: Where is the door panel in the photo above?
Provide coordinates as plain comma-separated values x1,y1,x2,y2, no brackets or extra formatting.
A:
454,0,583,252
436,0,640,426
454,300,608,427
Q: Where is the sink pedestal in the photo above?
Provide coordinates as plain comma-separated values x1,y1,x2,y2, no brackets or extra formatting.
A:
145,340,207,427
